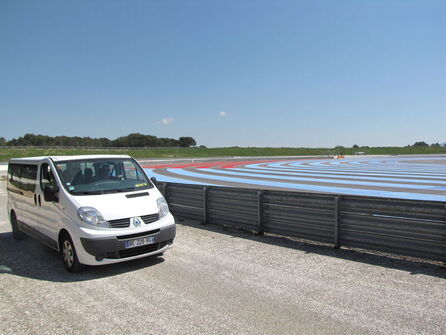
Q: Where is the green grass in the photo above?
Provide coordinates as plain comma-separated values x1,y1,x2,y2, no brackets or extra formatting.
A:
0,146,445,162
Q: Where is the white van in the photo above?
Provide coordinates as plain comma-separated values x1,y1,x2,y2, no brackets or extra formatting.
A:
7,155,175,272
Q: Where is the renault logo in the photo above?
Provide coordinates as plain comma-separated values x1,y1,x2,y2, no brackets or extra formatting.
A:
131,217,143,227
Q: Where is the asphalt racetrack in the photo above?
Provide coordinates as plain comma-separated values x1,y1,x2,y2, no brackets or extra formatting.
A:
143,156,446,202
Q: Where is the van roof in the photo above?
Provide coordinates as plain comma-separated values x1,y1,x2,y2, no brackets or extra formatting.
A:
9,154,132,163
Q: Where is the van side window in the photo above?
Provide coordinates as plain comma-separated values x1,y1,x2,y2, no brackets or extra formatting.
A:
7,163,37,197
40,163,57,191
8,164,22,194
21,165,38,197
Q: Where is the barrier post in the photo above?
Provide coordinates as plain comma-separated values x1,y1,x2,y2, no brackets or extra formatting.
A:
257,190,264,235
163,183,168,202
444,203,446,265
203,186,209,225
334,195,341,248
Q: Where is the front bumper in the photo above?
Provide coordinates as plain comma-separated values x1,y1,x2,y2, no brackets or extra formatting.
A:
80,225,176,260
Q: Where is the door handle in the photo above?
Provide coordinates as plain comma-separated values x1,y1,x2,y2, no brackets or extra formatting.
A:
38,194,42,206
34,194,37,206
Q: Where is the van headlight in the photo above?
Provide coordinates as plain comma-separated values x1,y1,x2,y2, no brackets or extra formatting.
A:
157,198,169,218
77,207,110,228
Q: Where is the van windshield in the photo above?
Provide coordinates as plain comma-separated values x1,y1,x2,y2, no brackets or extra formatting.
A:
54,158,153,195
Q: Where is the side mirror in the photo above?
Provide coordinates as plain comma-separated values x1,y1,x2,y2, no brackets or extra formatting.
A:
150,177,157,184
44,185,59,202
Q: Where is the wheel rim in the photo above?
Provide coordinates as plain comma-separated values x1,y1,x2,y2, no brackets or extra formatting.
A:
63,240,74,268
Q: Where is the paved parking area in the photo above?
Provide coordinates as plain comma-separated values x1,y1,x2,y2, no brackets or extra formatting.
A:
1,179,446,335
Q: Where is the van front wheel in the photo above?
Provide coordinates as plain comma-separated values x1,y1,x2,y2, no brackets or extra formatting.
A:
10,212,25,240
61,233,83,273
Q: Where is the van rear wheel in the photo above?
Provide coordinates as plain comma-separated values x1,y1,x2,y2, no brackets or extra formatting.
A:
10,212,25,240
61,233,83,273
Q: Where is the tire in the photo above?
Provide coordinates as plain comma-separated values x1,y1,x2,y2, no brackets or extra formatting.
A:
10,212,25,240
60,233,83,273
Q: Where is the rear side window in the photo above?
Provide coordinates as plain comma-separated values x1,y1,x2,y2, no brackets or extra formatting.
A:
7,164,21,194
7,163,38,197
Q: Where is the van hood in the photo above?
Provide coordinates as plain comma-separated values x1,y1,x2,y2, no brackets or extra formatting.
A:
72,190,160,220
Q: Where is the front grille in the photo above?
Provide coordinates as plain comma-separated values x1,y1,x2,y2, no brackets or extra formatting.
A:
108,218,130,228
141,213,159,224
116,229,160,240
108,213,159,228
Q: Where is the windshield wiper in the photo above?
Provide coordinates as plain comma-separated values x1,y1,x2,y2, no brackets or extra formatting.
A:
91,188,138,194
114,186,153,192
114,187,138,192
72,187,147,195
72,191,104,195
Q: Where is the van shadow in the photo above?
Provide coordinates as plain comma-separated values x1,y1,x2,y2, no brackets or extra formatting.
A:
177,218,446,279
0,232,164,282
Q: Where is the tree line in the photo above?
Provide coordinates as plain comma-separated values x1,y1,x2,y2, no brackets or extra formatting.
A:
0,133,197,148
347,141,444,149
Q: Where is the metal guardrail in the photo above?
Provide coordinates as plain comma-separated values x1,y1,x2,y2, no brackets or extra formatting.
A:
157,182,446,262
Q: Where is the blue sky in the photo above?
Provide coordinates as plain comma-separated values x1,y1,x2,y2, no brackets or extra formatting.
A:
0,0,445,147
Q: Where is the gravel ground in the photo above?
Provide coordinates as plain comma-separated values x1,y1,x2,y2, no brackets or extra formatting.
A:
1,179,446,335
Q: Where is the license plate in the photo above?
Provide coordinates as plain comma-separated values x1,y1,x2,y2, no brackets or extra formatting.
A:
124,236,155,249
